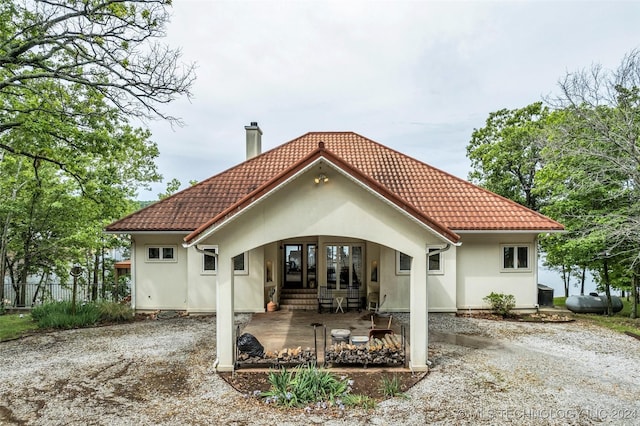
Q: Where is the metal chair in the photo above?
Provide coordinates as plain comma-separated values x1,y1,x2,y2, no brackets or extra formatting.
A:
346,287,361,312
318,286,333,313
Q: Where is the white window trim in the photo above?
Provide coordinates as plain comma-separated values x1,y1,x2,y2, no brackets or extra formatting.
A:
233,252,249,275
427,246,444,275
145,245,177,263
500,244,532,272
201,245,218,275
396,251,411,275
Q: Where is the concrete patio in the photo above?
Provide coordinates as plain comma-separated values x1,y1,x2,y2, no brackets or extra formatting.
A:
238,310,409,365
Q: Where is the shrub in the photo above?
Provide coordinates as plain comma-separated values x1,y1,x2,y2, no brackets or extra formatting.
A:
259,364,372,409
31,301,133,329
31,301,100,329
97,301,134,323
483,292,516,317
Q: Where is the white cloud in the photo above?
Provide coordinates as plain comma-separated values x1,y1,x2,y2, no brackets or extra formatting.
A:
142,0,640,197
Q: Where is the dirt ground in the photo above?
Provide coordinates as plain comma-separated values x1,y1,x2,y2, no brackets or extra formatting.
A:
220,370,426,400
1,313,639,425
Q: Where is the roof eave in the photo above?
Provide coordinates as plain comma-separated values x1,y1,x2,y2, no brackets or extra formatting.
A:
184,143,461,247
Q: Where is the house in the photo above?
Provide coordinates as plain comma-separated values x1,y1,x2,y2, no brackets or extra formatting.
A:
105,123,563,371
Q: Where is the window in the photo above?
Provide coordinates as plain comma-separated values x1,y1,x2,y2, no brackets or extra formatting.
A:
325,244,362,289
146,245,176,262
396,251,411,275
501,245,530,271
397,248,444,274
428,247,443,274
233,252,248,275
200,246,247,275
201,245,217,274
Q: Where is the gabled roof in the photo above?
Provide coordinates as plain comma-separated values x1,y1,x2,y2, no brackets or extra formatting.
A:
105,132,564,242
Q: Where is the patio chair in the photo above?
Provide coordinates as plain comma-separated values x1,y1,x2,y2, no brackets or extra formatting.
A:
367,292,380,312
346,287,361,312
318,286,333,313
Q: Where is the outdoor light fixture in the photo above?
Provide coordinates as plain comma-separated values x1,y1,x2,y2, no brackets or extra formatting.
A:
314,173,329,184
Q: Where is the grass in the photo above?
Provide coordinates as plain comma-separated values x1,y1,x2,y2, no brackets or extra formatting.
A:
380,375,409,399
0,313,38,341
554,296,640,334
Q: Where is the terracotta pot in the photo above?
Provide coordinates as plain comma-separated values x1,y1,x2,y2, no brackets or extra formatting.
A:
267,301,278,312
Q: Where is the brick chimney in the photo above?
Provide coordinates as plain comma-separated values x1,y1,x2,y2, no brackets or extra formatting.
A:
245,122,262,160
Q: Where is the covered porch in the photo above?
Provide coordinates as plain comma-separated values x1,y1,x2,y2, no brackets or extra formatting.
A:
237,310,410,367
183,155,458,371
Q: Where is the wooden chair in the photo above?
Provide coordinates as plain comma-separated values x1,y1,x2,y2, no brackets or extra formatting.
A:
367,292,380,312
318,286,333,313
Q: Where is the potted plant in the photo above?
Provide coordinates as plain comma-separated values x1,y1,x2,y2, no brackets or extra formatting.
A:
267,288,278,312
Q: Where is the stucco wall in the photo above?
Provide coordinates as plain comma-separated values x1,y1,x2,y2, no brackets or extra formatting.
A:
456,233,538,309
132,234,188,311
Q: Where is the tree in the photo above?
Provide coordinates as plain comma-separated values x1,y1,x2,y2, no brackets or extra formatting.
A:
0,0,194,179
467,102,549,211
542,48,640,317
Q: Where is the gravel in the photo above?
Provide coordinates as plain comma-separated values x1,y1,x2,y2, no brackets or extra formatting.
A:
1,313,639,425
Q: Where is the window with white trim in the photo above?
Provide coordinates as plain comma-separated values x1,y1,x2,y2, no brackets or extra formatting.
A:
501,244,530,271
427,247,444,274
200,247,248,275
233,252,248,275
396,251,411,275
201,245,217,274
146,245,177,262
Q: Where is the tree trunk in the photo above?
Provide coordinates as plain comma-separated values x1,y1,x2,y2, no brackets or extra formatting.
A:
562,265,570,297
92,252,99,301
603,259,613,316
580,265,586,295
632,265,639,320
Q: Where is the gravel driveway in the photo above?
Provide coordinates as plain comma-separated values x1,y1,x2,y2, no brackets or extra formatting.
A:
1,314,638,425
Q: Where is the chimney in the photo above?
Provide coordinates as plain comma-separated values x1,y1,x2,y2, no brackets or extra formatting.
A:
245,121,262,160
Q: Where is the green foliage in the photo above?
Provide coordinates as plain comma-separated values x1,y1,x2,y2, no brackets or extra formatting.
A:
97,301,134,322
379,375,409,399
31,301,101,329
467,102,549,211
340,393,376,409
30,301,133,329
483,292,516,317
0,314,38,341
260,365,370,409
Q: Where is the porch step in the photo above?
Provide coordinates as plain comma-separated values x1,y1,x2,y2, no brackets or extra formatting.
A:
278,288,318,311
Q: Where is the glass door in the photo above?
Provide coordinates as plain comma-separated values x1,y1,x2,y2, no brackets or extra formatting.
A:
284,244,303,288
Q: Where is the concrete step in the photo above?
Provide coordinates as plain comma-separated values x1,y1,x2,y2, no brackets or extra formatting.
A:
278,303,318,311
280,297,316,305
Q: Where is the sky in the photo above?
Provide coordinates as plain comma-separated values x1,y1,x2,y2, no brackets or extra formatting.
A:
144,0,640,198
143,0,639,295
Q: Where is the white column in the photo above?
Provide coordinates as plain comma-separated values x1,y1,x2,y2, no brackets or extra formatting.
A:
409,251,429,370
216,253,235,371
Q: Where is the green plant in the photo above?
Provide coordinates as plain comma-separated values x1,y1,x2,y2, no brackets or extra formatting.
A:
340,393,376,409
483,292,516,317
260,364,372,409
97,301,134,322
1,298,11,315
31,301,100,329
380,375,409,399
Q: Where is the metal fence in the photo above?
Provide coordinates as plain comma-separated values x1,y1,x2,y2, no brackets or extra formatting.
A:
2,282,129,308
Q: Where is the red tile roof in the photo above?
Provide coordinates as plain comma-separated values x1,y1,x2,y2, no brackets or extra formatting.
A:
105,132,563,242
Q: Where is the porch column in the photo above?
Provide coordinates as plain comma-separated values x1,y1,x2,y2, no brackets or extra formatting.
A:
216,253,235,371
409,252,428,371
